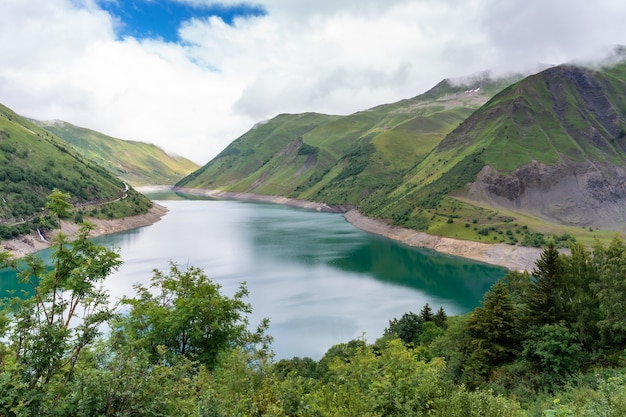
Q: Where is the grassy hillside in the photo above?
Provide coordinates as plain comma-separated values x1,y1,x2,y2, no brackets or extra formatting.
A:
0,103,153,239
177,75,512,202
36,121,199,186
368,61,626,244
178,60,626,246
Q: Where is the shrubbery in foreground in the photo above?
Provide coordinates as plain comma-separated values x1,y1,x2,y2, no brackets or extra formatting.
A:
0,192,625,416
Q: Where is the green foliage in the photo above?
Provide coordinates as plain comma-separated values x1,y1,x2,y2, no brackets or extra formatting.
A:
529,244,564,325
311,339,448,416
0,219,121,415
385,312,423,346
273,356,320,379
435,386,525,417
57,343,204,416
421,302,434,321
461,235,626,397
434,306,448,328
522,323,583,381
116,262,270,369
205,347,281,416
522,232,548,247
542,371,626,416
465,281,521,386
591,236,626,347
559,243,602,350
384,304,448,347
297,142,319,156
46,188,72,221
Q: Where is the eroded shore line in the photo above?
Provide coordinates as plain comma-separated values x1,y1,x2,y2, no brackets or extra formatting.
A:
1,203,169,259
173,187,542,271
1,185,542,270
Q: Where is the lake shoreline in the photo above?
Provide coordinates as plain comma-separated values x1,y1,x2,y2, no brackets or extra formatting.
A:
172,187,542,271
0,203,169,259
1,184,542,271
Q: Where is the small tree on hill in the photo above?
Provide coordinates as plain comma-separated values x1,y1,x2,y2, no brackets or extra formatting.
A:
45,188,72,229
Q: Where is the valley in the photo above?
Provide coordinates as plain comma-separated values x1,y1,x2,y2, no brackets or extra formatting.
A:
5,60,626,267
176,59,626,251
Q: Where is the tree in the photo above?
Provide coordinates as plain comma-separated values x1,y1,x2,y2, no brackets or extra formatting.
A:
503,270,533,310
522,322,583,383
384,312,423,346
309,339,447,417
0,193,121,414
45,188,72,227
560,242,601,350
420,303,434,322
59,341,204,416
116,262,270,369
465,281,520,385
433,306,448,329
528,243,563,326
591,236,626,348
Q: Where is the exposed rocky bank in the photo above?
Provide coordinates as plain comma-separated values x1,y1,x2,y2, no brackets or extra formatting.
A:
175,187,542,271
1,203,168,259
2,187,543,271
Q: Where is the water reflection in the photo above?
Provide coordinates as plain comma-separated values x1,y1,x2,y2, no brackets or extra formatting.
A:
0,199,507,358
245,202,506,311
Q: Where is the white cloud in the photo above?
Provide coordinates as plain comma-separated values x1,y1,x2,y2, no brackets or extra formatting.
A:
1,0,625,164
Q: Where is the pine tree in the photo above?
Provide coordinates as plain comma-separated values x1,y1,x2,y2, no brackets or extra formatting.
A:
592,237,626,348
528,243,563,326
465,281,520,385
420,303,434,322
433,307,447,329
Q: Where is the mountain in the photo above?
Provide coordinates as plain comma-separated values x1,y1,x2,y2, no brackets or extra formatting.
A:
0,103,153,239
177,74,514,200
379,61,626,232
35,120,199,186
177,60,626,244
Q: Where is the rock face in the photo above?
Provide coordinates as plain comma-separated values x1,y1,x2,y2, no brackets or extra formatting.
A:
441,62,626,231
468,161,626,229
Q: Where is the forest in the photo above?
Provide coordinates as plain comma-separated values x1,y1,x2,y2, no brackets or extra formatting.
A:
0,192,625,416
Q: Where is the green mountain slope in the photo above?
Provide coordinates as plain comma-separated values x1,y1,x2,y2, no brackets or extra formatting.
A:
0,103,152,239
177,75,512,203
35,121,199,186
374,61,626,236
178,60,626,244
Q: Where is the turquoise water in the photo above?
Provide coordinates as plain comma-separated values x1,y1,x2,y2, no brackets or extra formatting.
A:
0,199,507,358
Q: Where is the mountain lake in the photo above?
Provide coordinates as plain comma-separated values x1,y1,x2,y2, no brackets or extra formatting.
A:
0,197,507,359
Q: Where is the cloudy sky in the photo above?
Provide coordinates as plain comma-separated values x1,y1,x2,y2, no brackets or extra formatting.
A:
1,0,625,164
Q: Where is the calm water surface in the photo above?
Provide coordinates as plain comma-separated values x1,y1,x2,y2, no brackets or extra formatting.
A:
1,199,507,358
